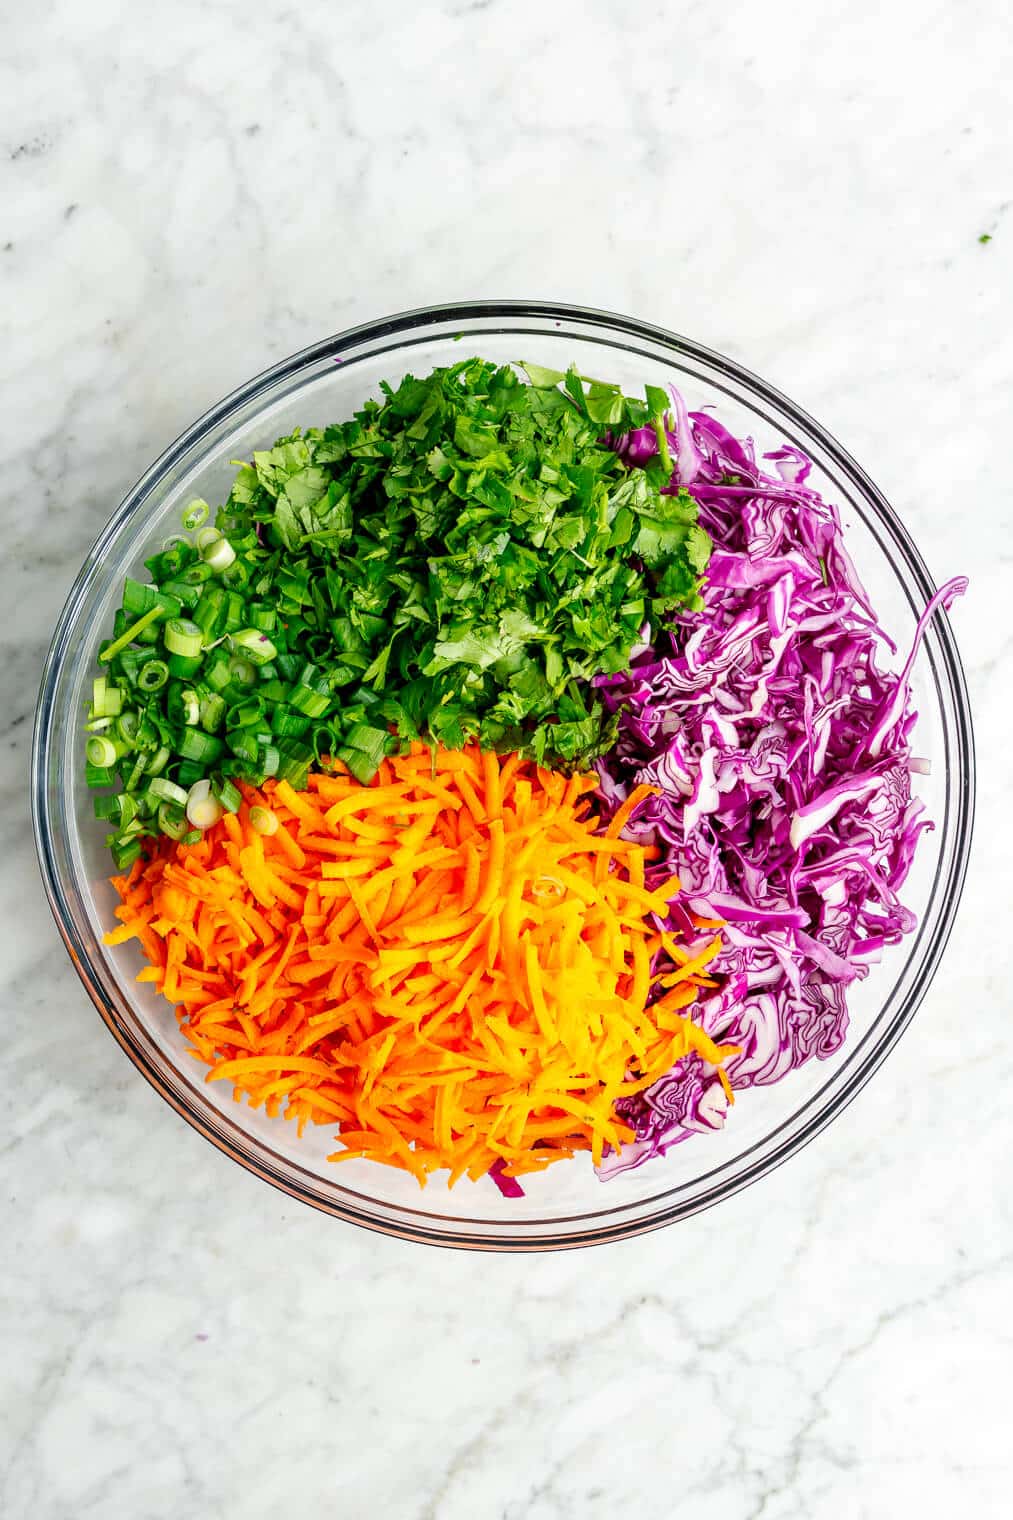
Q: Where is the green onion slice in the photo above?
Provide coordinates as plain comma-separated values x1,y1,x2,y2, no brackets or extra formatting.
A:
181,499,210,531
99,605,164,664
164,619,203,658
232,629,278,666
249,806,278,836
86,735,117,767
137,659,169,692
148,777,189,807
203,537,236,573
186,779,224,830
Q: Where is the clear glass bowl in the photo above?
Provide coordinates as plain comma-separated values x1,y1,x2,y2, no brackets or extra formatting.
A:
31,302,975,1250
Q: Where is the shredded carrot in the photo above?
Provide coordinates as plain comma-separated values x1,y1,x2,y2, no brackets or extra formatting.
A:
107,745,731,1185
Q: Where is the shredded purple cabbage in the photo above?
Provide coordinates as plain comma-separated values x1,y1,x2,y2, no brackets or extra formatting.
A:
594,393,967,1178
488,1157,525,1198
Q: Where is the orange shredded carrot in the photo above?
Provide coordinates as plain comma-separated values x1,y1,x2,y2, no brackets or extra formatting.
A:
106,745,732,1185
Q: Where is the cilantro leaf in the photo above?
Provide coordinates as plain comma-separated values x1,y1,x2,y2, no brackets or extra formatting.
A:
233,358,710,776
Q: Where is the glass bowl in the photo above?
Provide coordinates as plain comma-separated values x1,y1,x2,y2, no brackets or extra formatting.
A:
31,302,975,1250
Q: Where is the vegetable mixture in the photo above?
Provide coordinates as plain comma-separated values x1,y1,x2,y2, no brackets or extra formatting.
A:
88,359,965,1188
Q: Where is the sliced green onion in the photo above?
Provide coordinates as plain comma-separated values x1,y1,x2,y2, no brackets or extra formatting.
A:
116,710,140,747
221,560,249,590
93,794,122,822
275,653,300,682
147,745,171,777
249,806,278,836
182,498,210,531
248,604,277,633
124,752,148,792
158,577,202,608
338,724,392,784
258,743,280,777
271,706,312,739
175,759,205,787
227,654,258,689
229,696,265,728
164,545,190,577
148,777,189,807
195,525,221,552
137,662,169,695
110,838,143,871
203,536,236,573
177,727,223,763
223,592,246,634
99,604,165,664
163,532,193,552
85,762,116,789
289,666,331,718
137,659,169,693
203,651,233,692
84,716,115,734
180,688,201,726
275,738,312,789
186,779,224,830
115,793,139,829
226,729,259,763
157,803,189,840
193,589,226,641
232,628,278,666
145,546,189,583
338,750,375,784
311,723,338,766
164,618,203,658
86,735,117,767
181,830,202,846
136,618,162,646
122,577,183,619
118,648,160,687
120,580,151,616
91,677,124,718
167,652,202,680
211,777,243,813
199,691,227,732
183,561,214,588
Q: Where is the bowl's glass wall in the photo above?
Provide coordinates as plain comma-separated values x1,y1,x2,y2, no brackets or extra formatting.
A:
32,304,973,1248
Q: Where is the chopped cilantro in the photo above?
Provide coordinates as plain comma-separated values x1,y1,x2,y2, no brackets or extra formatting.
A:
218,359,710,774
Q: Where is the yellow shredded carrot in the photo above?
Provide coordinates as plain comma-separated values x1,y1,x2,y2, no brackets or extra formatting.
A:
107,745,732,1185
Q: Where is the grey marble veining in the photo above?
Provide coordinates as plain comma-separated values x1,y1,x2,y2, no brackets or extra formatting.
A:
2,1,1010,1516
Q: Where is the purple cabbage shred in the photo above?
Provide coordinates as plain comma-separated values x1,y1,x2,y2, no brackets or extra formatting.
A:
594,390,966,1178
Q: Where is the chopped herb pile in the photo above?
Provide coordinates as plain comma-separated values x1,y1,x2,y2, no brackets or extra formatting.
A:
86,359,711,862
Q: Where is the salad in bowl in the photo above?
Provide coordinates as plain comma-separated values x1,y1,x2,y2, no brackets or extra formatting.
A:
33,305,973,1247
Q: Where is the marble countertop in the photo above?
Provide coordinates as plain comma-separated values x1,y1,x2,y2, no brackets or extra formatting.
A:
3,1,1009,1515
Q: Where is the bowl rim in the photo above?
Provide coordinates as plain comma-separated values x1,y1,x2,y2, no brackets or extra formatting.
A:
31,299,976,1250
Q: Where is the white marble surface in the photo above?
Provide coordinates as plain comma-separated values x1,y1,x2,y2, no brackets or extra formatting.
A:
2,1,1010,1515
